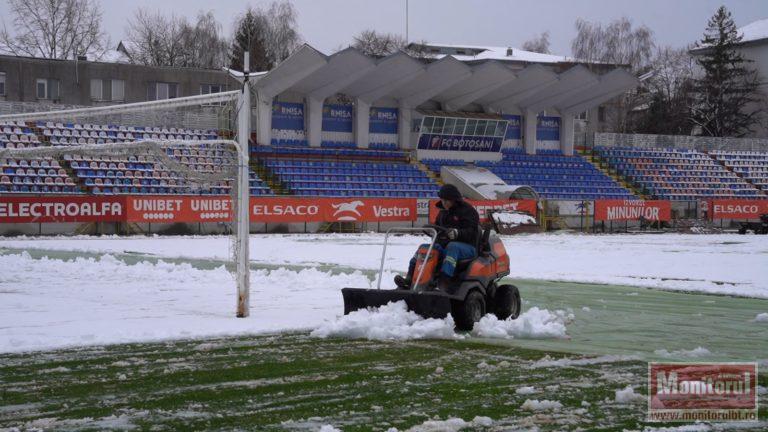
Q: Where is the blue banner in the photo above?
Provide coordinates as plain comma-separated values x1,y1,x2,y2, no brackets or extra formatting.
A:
417,134,503,152
271,102,305,131
536,116,560,141
369,107,398,134
322,104,353,133
502,114,521,140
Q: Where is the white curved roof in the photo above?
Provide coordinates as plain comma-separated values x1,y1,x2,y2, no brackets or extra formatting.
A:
253,44,638,115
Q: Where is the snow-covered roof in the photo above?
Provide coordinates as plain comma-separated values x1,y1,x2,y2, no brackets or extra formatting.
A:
413,42,576,64
738,18,768,44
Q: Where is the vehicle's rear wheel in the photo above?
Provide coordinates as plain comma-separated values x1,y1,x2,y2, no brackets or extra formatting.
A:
451,290,485,331
493,284,521,320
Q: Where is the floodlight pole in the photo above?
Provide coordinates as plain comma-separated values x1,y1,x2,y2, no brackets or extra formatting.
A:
233,52,252,318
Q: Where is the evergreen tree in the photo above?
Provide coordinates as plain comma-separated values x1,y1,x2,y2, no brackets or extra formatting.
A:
229,8,272,72
691,6,762,137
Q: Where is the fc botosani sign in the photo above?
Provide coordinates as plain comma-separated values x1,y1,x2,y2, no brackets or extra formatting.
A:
417,134,503,152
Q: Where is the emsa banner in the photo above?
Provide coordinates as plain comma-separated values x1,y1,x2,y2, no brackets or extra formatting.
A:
417,134,503,152
502,114,521,140
708,199,768,220
369,107,398,134
536,116,560,141
271,102,305,131
428,199,538,223
593,200,671,222
322,104,353,133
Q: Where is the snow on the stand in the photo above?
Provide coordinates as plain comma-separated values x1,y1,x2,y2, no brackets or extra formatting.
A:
753,313,768,322
472,307,573,339
388,416,494,432
492,211,536,226
310,301,457,341
310,302,573,341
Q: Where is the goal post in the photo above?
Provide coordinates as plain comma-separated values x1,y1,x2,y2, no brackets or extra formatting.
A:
0,76,254,318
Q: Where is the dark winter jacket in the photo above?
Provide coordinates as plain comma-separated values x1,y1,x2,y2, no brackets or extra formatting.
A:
435,199,480,247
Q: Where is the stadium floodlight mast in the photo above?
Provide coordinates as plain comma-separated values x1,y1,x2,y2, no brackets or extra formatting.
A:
0,54,260,319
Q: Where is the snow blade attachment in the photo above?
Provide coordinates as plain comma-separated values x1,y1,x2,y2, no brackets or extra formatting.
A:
341,288,452,319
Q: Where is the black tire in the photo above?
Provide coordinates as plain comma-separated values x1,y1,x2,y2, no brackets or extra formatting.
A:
451,290,486,331
494,284,521,320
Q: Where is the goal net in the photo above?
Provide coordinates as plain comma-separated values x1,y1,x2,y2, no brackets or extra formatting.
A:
0,89,252,316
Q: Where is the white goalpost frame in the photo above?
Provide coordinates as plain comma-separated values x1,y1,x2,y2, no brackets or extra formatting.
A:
0,58,254,318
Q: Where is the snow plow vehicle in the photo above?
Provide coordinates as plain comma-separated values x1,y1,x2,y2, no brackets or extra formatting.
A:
342,225,521,331
738,214,768,235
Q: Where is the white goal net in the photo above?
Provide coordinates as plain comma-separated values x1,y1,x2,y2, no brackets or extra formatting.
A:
0,88,253,317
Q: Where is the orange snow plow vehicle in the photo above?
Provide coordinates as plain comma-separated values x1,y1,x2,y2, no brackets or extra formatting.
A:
342,224,521,331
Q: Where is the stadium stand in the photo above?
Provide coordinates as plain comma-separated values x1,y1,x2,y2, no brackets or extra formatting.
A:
0,120,274,196
595,147,767,200
708,150,768,191
0,157,81,194
424,148,635,200
257,145,439,198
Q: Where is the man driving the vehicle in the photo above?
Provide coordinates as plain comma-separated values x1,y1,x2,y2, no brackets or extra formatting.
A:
394,184,480,290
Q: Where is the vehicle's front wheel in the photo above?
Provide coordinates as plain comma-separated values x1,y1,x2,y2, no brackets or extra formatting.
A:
452,290,486,331
493,284,521,320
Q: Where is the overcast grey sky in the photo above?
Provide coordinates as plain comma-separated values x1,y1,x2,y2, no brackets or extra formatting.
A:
2,0,767,55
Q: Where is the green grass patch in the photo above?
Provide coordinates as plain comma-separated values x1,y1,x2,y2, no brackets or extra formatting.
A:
1,333,766,431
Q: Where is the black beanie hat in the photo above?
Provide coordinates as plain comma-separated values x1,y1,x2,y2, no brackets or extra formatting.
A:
438,184,462,200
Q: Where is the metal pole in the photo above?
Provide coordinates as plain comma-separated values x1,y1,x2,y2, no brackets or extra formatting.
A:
405,0,409,43
236,52,252,318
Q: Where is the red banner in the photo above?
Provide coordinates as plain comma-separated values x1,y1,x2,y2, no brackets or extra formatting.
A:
0,196,126,223
709,199,768,220
594,200,671,222
250,197,417,223
428,199,538,223
126,196,232,223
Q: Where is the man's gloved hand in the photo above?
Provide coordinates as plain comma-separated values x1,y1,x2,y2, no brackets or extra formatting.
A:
446,228,458,240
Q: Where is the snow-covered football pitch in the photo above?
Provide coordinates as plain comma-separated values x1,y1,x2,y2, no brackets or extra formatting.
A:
0,233,766,430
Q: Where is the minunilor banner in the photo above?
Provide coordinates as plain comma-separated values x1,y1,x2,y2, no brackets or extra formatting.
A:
126,196,232,223
594,200,671,222
428,199,538,223
250,197,417,223
0,196,126,223
708,199,768,220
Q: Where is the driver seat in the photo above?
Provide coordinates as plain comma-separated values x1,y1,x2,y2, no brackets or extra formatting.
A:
453,225,487,274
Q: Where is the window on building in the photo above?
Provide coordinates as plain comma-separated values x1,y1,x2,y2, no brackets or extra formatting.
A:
200,84,226,95
91,79,125,102
598,106,606,122
112,80,125,101
36,78,59,100
148,82,178,101
0,72,5,96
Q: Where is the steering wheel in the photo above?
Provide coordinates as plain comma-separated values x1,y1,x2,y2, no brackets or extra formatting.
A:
422,224,449,239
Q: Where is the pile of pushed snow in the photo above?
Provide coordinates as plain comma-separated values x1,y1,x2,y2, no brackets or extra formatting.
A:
654,347,712,358
753,313,768,322
311,302,573,341
614,385,645,404
492,211,536,226
520,399,563,411
473,307,573,339
387,416,493,432
310,301,457,341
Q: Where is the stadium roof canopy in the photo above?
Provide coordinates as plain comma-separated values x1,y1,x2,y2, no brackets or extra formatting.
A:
252,44,638,115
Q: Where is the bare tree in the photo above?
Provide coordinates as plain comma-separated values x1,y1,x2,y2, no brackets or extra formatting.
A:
352,30,406,57
264,0,301,65
124,9,228,69
571,17,653,71
522,31,550,54
571,17,653,132
0,0,108,60
636,46,697,134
